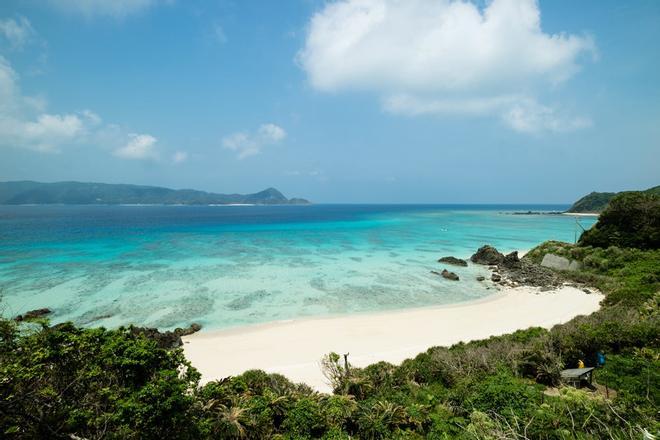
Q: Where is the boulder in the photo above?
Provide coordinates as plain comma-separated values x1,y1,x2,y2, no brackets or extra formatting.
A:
15,308,52,322
437,256,468,267
491,273,502,282
540,254,581,271
470,245,505,265
441,269,460,281
502,251,521,268
568,260,583,271
476,275,486,281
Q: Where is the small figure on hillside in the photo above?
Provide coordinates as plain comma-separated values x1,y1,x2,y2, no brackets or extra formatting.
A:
578,359,585,368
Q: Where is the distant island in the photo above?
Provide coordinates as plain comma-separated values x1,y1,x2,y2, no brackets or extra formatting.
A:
567,185,659,213
0,181,310,205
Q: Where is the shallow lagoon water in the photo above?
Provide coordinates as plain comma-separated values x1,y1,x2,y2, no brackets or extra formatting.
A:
0,205,596,330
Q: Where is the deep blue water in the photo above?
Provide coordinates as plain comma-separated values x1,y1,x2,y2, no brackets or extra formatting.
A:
0,204,596,330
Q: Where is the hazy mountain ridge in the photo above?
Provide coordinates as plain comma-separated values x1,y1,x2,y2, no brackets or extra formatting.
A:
567,185,660,213
0,181,310,205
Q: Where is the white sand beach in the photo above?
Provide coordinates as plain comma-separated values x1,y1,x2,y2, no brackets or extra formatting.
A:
562,212,600,217
183,285,602,392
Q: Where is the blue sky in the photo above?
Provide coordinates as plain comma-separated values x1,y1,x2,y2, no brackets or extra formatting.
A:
0,0,658,203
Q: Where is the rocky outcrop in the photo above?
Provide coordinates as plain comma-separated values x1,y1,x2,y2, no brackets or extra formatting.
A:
15,308,52,322
499,259,564,288
438,256,468,267
129,323,202,349
471,245,567,289
502,251,521,269
470,246,505,265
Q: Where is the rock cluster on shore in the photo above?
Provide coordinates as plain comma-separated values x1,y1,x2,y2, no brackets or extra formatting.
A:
129,323,202,349
470,245,567,289
470,245,505,265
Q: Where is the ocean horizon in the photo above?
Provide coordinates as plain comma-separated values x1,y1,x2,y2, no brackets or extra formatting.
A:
0,204,596,331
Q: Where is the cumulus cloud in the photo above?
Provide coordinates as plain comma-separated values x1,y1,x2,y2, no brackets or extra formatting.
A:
222,123,287,159
0,56,93,152
0,55,161,156
299,0,596,133
48,0,163,18
0,16,36,49
113,134,158,160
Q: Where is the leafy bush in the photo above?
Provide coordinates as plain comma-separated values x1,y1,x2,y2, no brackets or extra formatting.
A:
579,191,660,249
0,322,200,439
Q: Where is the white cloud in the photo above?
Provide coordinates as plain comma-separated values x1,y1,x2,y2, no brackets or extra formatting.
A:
258,123,286,142
0,56,89,152
384,93,591,133
502,99,592,133
48,0,162,18
0,55,162,157
299,0,596,133
0,16,36,49
113,133,158,160
222,123,287,159
172,150,188,163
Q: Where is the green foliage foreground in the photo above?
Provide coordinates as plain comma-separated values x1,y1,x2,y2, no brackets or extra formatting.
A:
2,213,659,438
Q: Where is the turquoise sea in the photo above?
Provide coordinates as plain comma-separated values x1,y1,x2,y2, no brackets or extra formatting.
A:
0,205,596,330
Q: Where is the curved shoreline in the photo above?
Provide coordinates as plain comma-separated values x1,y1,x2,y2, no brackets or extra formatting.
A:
183,285,603,393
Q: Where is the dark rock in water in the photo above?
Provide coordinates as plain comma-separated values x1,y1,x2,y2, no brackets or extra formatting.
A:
90,314,113,322
491,273,502,282
511,211,563,216
15,308,52,322
470,245,505,265
502,251,521,268
438,256,468,267
441,269,460,281
129,323,203,349
431,269,459,281
476,275,486,281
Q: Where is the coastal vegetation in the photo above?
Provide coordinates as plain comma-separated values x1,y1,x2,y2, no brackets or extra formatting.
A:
1,191,658,438
566,185,660,213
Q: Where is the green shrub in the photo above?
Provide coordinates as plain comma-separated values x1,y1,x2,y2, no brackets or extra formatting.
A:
579,191,660,249
281,397,326,438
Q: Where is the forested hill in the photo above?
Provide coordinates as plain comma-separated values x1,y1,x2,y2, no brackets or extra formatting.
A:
567,185,660,213
0,181,310,205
